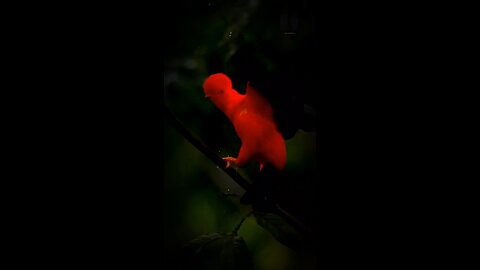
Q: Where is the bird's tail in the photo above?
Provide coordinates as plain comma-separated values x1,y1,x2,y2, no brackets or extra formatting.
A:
240,164,282,212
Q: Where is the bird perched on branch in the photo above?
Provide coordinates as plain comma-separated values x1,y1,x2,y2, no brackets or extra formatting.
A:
203,73,287,172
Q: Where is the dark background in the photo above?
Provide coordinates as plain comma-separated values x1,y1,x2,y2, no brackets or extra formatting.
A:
10,1,458,268
162,0,441,268
161,1,452,266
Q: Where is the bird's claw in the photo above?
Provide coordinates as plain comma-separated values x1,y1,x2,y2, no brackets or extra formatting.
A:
222,157,237,169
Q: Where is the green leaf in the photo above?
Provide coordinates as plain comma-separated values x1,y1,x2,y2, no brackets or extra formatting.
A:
180,233,254,270
254,211,305,252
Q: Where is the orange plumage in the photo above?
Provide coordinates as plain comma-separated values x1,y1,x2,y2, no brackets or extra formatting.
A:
203,73,286,171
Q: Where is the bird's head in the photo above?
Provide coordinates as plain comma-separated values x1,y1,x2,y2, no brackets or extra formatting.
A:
203,73,232,112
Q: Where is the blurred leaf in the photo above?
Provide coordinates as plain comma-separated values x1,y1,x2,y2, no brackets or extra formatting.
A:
180,233,254,270
253,211,305,252
219,233,254,270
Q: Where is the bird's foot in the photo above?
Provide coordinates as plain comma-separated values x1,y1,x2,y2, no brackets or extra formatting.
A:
222,156,237,169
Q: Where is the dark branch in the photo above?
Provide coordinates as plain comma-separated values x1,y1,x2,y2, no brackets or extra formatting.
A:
163,104,252,190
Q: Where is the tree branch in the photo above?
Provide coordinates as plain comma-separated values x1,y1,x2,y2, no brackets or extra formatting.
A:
163,104,252,190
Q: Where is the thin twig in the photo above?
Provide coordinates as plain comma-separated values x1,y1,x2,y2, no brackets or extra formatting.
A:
232,211,252,235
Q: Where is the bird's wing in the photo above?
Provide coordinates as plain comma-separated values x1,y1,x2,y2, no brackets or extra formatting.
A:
244,82,274,121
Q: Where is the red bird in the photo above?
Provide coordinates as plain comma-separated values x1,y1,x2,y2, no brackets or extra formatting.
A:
203,73,286,171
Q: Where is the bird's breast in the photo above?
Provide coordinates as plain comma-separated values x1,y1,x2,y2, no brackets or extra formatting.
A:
238,108,248,116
